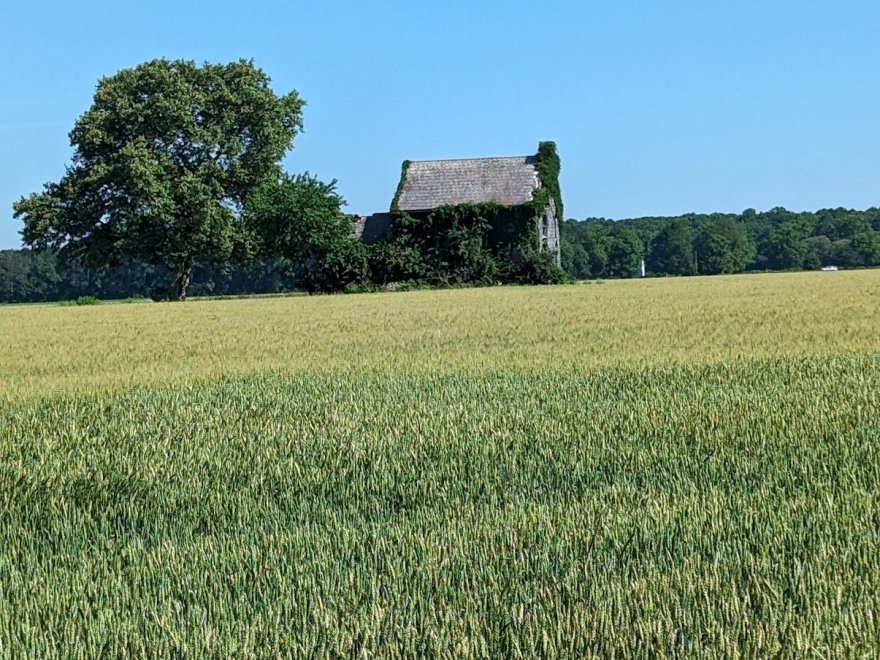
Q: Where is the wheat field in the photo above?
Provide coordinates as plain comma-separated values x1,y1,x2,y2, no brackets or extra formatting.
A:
2,270,878,399
1,271,879,656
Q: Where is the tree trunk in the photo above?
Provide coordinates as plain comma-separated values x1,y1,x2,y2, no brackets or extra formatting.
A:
171,255,193,301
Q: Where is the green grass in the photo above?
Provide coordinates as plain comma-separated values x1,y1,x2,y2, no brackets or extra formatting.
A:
1,272,879,656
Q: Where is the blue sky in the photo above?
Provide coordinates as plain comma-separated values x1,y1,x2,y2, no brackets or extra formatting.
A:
1,0,879,248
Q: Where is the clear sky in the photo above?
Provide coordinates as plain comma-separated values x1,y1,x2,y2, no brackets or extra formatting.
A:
1,0,879,248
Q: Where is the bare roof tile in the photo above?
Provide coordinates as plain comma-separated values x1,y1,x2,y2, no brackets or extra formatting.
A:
397,156,539,211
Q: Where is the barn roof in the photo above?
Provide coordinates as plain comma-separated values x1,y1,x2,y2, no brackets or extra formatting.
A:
396,155,540,212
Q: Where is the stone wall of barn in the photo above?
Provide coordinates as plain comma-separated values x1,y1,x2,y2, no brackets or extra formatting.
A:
539,198,561,265
352,213,393,244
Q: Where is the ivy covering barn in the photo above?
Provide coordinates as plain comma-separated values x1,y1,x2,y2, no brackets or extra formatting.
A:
356,142,567,286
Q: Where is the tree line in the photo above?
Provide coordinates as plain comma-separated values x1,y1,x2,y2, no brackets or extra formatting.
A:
562,206,880,279
3,205,879,303
0,249,302,303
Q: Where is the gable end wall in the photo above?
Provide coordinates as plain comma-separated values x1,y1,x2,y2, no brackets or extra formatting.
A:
537,198,561,265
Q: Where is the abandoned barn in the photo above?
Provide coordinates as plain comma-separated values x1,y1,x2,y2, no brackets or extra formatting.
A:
355,142,562,266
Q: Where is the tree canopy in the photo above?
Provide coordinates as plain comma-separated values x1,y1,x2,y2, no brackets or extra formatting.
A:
562,206,880,280
693,217,755,274
648,222,695,276
13,58,304,299
243,174,368,293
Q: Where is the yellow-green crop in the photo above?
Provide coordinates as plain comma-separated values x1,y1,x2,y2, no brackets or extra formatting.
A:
2,270,878,399
1,271,879,656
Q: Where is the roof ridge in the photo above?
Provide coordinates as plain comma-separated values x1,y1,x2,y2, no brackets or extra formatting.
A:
407,154,533,164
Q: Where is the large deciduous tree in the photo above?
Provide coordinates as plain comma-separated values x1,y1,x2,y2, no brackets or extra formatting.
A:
13,59,304,299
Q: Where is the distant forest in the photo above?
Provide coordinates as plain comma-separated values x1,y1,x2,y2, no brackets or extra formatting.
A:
562,206,880,280
2,206,879,304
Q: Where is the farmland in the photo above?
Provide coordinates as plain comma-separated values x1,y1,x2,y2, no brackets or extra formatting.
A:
1,271,879,656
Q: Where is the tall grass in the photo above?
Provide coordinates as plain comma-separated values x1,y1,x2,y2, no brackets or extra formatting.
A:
0,272,879,655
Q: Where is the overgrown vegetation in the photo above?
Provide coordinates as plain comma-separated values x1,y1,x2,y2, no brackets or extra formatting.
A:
242,173,369,293
377,202,562,287
533,140,563,224
1,273,879,655
378,142,569,288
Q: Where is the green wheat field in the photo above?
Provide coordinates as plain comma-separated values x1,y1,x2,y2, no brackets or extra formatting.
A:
1,271,879,656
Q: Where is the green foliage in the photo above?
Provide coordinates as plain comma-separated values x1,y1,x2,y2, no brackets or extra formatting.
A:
561,221,612,278
605,228,643,278
764,222,807,270
563,206,880,279
367,240,426,286
304,236,370,294
831,239,856,267
0,249,60,302
560,236,589,279
13,58,304,300
390,160,412,213
244,173,367,293
583,225,613,276
515,249,569,285
693,218,755,274
803,235,834,268
511,141,566,285
58,295,100,307
245,173,346,259
648,222,695,275
534,141,563,224
851,231,880,267
390,204,501,286
385,201,568,288
560,222,644,280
